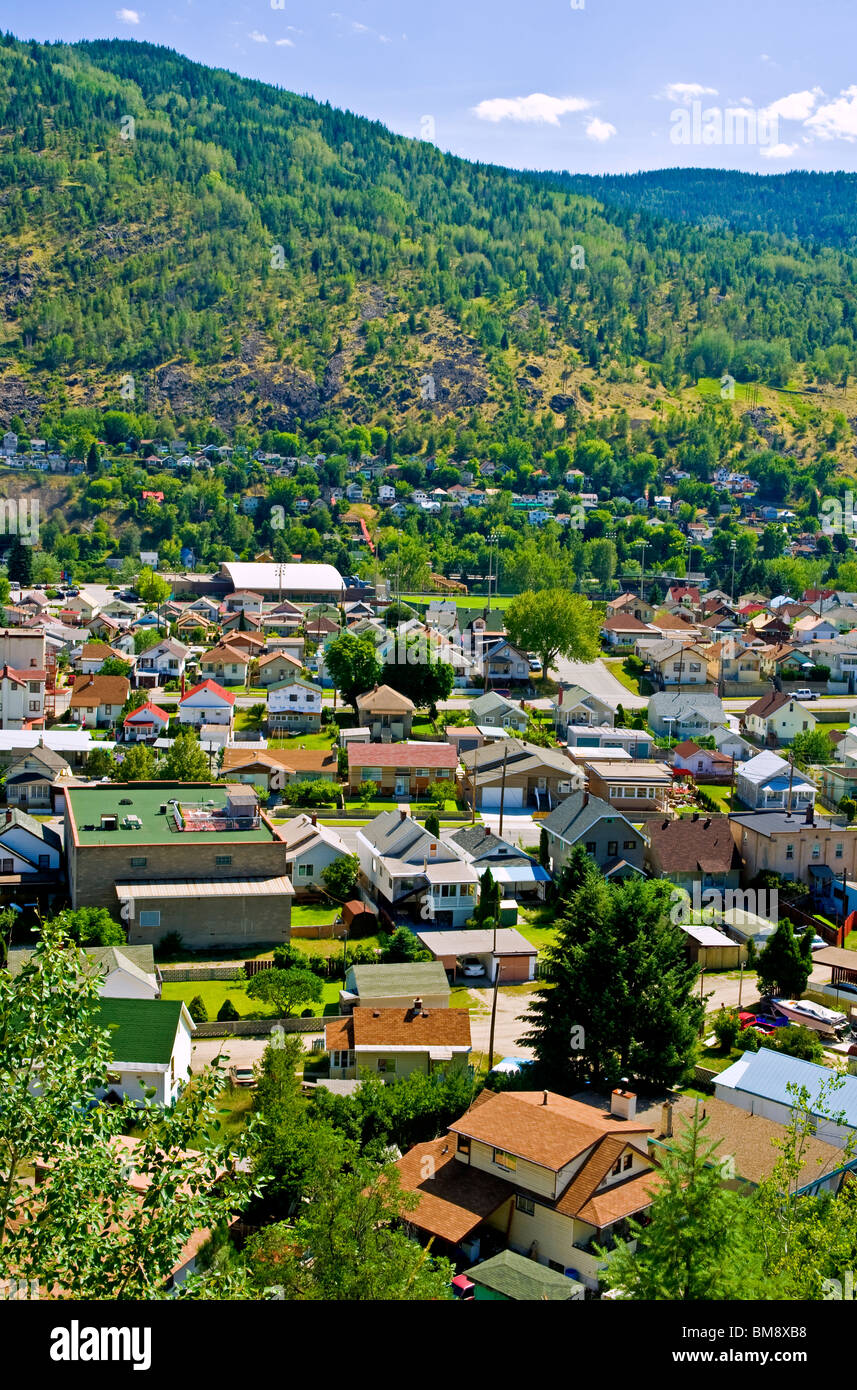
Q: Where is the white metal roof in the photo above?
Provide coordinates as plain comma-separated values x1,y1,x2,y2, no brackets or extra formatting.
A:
220,562,344,595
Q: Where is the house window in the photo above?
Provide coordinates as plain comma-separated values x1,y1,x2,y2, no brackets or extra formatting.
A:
130,857,147,868
493,1149,517,1172
298,864,314,878
585,841,597,855
377,1058,396,1075
515,1194,535,1216
624,840,636,850
812,844,821,860
836,844,844,859
457,1135,470,1157
786,844,794,860
139,910,160,928
216,856,232,866
0,858,12,873
607,841,618,857
623,1153,633,1171
38,854,49,868
611,1158,622,1175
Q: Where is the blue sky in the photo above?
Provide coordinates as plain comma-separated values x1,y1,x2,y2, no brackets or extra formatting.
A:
13,0,857,174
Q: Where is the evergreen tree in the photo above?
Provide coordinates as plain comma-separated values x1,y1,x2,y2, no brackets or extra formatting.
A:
6,537,32,586
756,920,814,999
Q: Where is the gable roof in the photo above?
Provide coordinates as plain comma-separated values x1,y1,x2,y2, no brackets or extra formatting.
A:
355,683,415,713
539,789,636,842
743,689,792,720
347,742,457,769
716,1047,857,1129
124,701,169,726
648,690,725,721
0,806,63,852
94,997,188,1066
70,674,130,709
448,1090,652,1171
326,1005,471,1051
180,679,235,707
466,1249,582,1300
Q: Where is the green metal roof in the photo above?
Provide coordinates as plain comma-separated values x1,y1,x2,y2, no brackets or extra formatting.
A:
6,943,156,982
95,997,185,1065
466,1250,583,1301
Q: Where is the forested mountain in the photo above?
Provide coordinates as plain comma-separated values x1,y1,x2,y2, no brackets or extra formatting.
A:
1,32,857,443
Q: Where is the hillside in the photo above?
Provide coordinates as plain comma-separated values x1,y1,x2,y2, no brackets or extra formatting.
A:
1,34,857,449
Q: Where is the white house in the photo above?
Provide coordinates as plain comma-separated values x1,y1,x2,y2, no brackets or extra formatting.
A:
94,998,194,1107
266,676,323,734
177,679,235,728
742,691,817,746
715,1048,857,1151
0,663,45,730
123,700,170,743
135,638,189,683
736,750,816,812
276,813,351,894
0,808,63,875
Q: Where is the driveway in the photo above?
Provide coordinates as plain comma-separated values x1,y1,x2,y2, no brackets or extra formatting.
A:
549,656,647,710
191,1031,321,1074
462,983,537,1063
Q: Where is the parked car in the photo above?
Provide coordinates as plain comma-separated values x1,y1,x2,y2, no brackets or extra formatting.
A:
792,688,819,701
823,980,857,1000
493,688,511,698
459,955,485,977
229,1065,257,1088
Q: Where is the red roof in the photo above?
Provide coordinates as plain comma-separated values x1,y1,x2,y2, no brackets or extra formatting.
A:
124,701,169,726
179,679,235,707
347,742,458,769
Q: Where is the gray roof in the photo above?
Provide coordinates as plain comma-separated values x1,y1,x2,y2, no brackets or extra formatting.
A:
716,1046,857,1128
7,943,156,982
540,790,639,843
648,690,726,721
466,1249,582,1300
469,692,525,721
0,807,63,853
728,809,823,837
447,825,529,862
349,962,450,998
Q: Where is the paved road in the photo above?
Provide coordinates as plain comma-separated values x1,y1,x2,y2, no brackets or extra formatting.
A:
549,657,647,710
464,983,536,1064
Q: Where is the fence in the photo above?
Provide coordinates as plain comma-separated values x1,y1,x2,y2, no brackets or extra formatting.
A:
779,898,840,946
193,1014,338,1038
159,966,245,982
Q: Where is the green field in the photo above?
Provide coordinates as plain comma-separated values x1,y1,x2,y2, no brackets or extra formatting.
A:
267,731,338,750
161,976,342,1018
603,658,653,698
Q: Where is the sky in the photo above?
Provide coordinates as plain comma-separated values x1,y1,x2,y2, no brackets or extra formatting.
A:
11,0,857,175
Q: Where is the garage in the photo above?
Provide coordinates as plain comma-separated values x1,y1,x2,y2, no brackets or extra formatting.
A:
415,928,538,984
479,785,524,811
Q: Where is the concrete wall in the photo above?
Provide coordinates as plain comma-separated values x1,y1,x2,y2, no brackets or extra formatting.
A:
126,891,291,948
68,834,289,911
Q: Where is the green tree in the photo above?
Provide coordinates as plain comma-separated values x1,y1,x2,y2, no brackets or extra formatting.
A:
53,906,125,947
6,538,33,586
602,1105,770,1300
188,994,209,1023
320,853,359,903
472,867,500,928
773,1024,824,1062
158,727,211,781
791,728,835,768
505,588,601,676
98,657,132,678
424,812,441,838
383,648,454,718
538,827,550,869
136,567,171,606
84,746,118,778
217,998,240,1022
712,1006,741,1051
114,743,158,781
324,633,383,712
378,927,431,963
244,968,323,1017
755,920,813,999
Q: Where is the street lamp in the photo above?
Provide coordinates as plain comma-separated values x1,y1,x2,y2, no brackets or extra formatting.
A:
664,716,676,751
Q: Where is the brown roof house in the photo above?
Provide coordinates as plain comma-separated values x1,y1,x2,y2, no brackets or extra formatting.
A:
460,739,584,812
257,650,303,687
347,742,457,798
644,812,742,897
222,745,338,796
70,673,130,729
325,1001,472,1080
741,690,817,747
396,1087,664,1287
355,683,415,741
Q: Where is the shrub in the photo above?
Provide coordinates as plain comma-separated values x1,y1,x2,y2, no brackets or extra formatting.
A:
217,998,240,1022
188,994,209,1024
156,930,183,959
839,797,857,824
712,1007,741,1051
736,1027,760,1052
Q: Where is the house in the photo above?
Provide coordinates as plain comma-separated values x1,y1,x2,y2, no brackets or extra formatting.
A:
123,701,170,743
266,676,323,734
647,691,726,739
707,641,764,689
218,563,345,604
356,808,478,926
63,782,294,947
464,1250,584,1301
223,589,264,616
446,824,551,899
0,807,64,886
65,591,101,622
7,942,160,1000
276,812,351,895
325,1002,471,1080
178,679,235,729
0,663,46,729
728,807,857,892
347,742,458,798
741,690,817,746
355,684,415,741
93,998,193,1107
415,928,538,983
671,740,734,779
736,751,815,812
481,639,531,686
461,739,583,812
198,644,250,687
712,726,755,763
4,742,73,810
469,691,529,733
554,685,614,733
601,614,656,647
539,790,646,878
76,642,127,676
583,760,673,816
714,1048,857,1152
644,641,710,688
606,593,656,624
257,651,302,688
339,961,451,1013
644,813,742,895
69,674,130,729
221,746,338,793
135,638,189,684
395,1088,664,1287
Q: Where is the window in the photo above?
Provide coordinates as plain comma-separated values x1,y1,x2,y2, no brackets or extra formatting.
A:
623,1153,633,1171
0,858,12,873
786,844,794,860
216,855,232,866
298,864,315,878
493,1149,517,1172
836,842,844,859
812,844,821,860
38,854,49,868
130,857,147,868
624,840,636,850
515,1194,535,1216
457,1135,470,1157
139,910,160,928
377,1058,396,1075
607,841,618,857
548,1260,564,1273
585,840,597,855
611,1158,622,1175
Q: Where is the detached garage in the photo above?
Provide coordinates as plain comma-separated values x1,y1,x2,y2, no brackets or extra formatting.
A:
415,928,537,984
478,785,524,811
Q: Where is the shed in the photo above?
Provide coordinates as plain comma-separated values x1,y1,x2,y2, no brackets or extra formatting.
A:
681,922,743,969
341,899,378,934
466,1250,585,1301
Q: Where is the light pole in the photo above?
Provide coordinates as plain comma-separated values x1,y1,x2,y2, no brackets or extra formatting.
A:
664,716,676,752
487,532,499,613
730,537,738,606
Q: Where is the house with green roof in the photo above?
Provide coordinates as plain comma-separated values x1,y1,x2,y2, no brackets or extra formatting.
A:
94,997,193,1106
465,1249,584,1301
340,961,451,1012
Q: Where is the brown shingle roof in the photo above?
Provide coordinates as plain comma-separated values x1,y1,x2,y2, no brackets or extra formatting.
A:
347,742,458,769
448,1090,652,1172
222,746,337,776
743,689,791,720
355,683,416,713
646,813,742,875
395,1138,512,1242
326,1005,471,1050
69,674,130,708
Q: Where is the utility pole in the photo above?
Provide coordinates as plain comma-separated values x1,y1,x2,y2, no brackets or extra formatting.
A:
487,913,499,1071
786,753,795,816
498,742,508,840
730,538,738,606
729,754,736,811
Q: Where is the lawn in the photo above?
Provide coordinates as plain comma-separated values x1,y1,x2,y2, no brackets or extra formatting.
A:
516,906,557,953
292,904,339,928
267,730,338,750
845,929,857,952
162,977,342,1018
603,657,653,698
696,783,738,812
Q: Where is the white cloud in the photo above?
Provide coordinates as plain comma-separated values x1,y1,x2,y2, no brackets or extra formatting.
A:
351,21,369,31
658,82,718,104
761,88,822,122
115,7,140,23
761,142,799,159
248,30,268,43
805,85,857,141
586,117,617,142
275,37,294,47
473,93,592,126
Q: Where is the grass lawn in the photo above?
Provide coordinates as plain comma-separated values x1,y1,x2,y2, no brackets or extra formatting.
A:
267,731,337,750
696,376,757,402
845,930,857,952
292,904,338,927
402,593,518,612
517,905,558,953
603,657,653,698
696,783,738,812
696,1043,741,1074
161,977,342,1018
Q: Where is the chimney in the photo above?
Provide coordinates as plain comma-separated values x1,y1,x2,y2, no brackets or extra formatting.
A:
661,1100,674,1138
310,812,317,827
5,809,11,824
692,811,699,822
412,997,423,1015
542,1090,548,1106
399,806,408,822
582,791,589,807
703,818,711,829
805,802,814,826
610,1088,637,1121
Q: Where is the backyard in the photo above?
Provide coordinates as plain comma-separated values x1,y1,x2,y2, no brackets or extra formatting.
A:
161,976,343,1019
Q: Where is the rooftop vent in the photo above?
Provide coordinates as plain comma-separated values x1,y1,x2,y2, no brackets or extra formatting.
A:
119,798,133,806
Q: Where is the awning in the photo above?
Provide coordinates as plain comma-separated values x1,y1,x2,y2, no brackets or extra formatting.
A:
429,1047,454,1062
489,863,551,885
